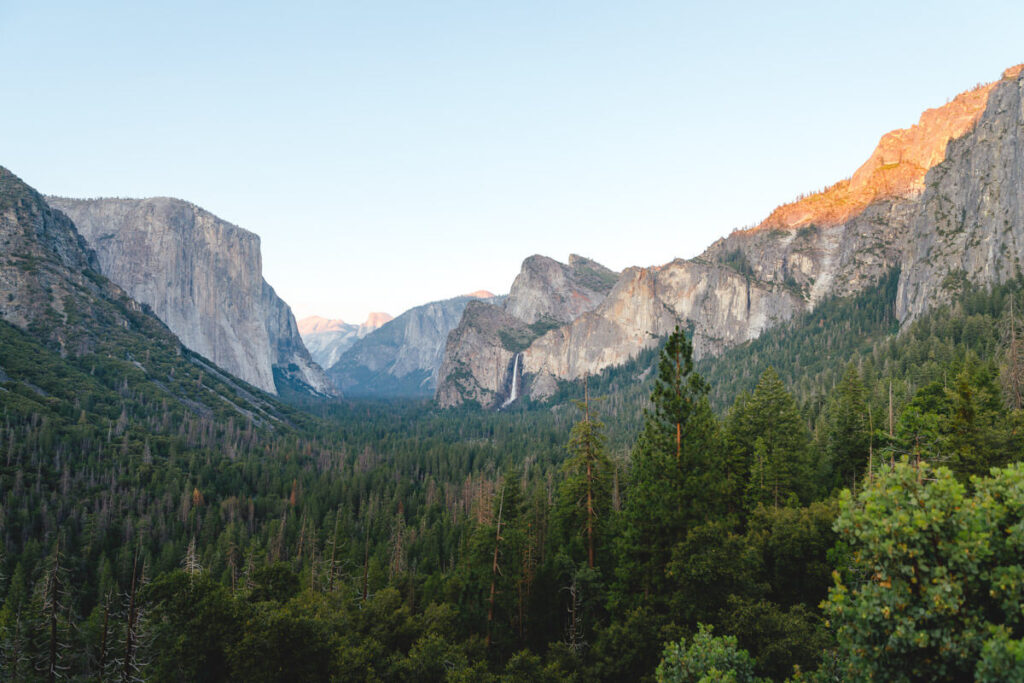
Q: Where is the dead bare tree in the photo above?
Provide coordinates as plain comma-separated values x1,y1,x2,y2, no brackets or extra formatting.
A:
485,484,505,648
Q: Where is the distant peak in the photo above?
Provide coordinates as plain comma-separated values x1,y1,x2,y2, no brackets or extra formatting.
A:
362,312,393,328
464,290,495,299
297,315,348,335
750,65,1020,233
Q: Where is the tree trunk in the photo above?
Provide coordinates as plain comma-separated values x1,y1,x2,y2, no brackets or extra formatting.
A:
121,554,139,683
486,487,505,648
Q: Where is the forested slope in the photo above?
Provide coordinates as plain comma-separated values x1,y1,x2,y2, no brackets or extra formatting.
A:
3,266,1024,679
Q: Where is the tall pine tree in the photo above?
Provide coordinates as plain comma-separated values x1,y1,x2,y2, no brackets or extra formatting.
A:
615,327,720,606
727,367,811,510
827,363,870,489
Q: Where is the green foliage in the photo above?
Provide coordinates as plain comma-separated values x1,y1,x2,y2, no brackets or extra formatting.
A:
656,623,766,683
699,269,901,414
499,328,536,353
558,402,613,569
825,460,1024,681
570,260,620,293
825,364,870,487
726,368,812,510
718,249,756,279
5,254,1024,680
617,327,720,604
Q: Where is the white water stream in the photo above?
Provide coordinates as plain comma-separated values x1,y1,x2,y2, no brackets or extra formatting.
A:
501,353,521,408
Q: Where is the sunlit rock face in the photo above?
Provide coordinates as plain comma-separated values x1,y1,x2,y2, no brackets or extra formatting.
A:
47,196,333,396
754,66,1022,233
897,65,1024,323
437,66,1024,407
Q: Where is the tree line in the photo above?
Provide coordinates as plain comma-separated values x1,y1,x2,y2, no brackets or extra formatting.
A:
2,282,1024,680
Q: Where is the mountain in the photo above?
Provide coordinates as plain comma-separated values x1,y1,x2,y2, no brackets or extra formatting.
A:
298,312,392,370
329,292,497,397
0,166,298,424
436,254,618,408
46,196,333,397
436,64,1024,408
0,168,120,353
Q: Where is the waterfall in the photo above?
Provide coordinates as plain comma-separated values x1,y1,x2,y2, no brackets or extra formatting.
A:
501,353,522,408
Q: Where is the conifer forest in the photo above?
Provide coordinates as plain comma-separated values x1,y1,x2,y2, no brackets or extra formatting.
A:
3,274,1024,681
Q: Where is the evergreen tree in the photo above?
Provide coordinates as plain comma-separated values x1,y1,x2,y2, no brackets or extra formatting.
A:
0,563,31,679
28,539,72,683
728,368,811,510
558,397,613,570
826,363,870,488
614,327,719,613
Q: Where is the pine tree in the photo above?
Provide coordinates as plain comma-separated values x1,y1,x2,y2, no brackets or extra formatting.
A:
1000,293,1024,411
616,326,719,606
730,367,810,510
30,539,72,683
558,395,612,569
827,363,870,487
0,563,30,679
183,537,202,579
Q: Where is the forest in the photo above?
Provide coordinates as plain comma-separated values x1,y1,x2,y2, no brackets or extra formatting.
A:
2,275,1024,682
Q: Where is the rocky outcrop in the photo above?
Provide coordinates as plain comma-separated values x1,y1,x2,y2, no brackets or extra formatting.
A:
505,254,618,325
524,261,803,397
436,255,617,408
0,167,129,354
436,64,1024,408
897,66,1024,321
756,66,1023,232
704,198,912,305
0,167,305,425
298,313,391,370
46,197,333,396
330,294,494,397
435,299,531,408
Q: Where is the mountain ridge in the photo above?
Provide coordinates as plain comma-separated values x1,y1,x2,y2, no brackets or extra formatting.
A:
46,196,333,397
436,64,1024,408
330,293,501,397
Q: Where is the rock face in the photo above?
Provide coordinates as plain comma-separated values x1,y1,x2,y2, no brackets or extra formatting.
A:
436,255,618,408
896,67,1024,322
298,313,392,370
330,294,495,397
437,64,1024,408
46,197,333,396
524,260,803,393
505,254,618,325
0,167,129,353
435,298,532,408
755,69,1020,232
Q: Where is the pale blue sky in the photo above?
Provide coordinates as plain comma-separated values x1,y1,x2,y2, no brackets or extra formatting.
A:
2,1,1023,322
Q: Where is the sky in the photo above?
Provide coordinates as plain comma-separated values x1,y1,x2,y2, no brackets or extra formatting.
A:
2,1,1024,323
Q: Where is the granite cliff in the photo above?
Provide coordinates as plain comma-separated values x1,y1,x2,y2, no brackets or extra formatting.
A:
896,66,1024,322
437,64,1024,408
331,292,496,397
436,255,618,408
46,197,333,396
